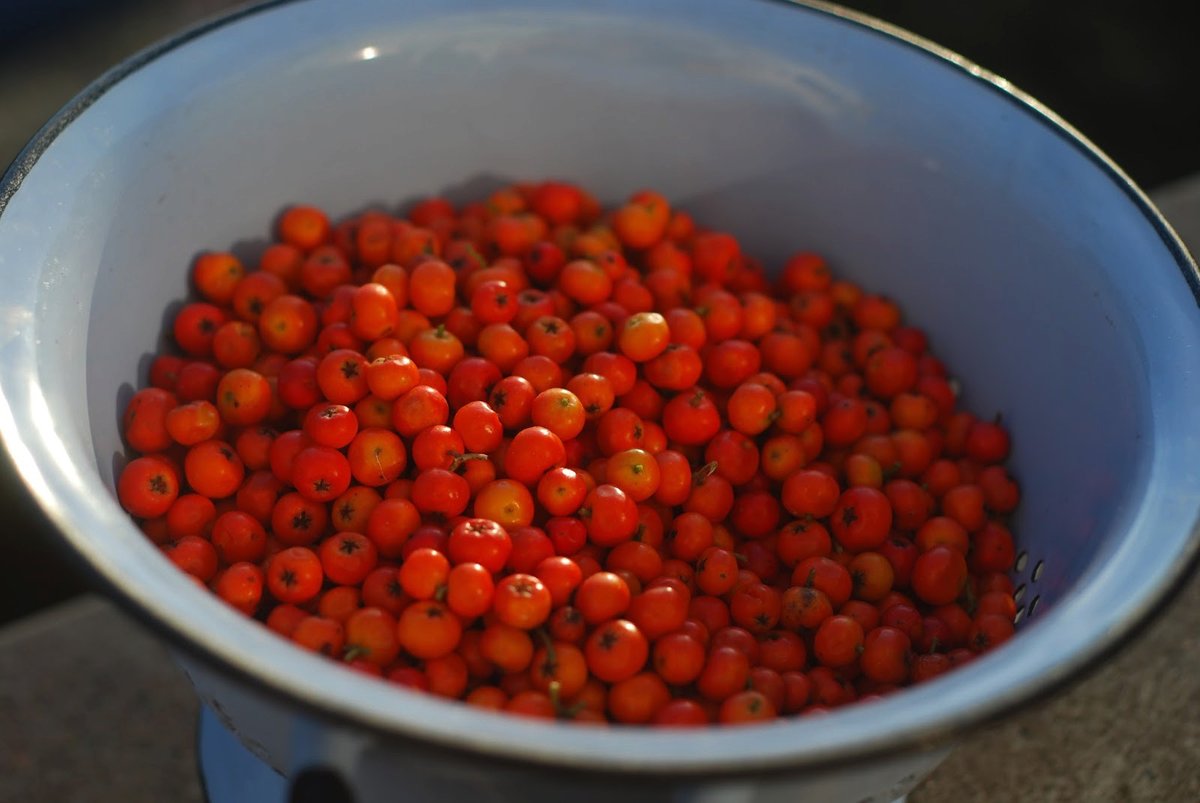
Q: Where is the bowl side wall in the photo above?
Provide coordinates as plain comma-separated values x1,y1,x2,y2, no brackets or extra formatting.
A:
0,0,1197,774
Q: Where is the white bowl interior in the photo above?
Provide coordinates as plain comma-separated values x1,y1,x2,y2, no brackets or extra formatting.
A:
1,0,1198,773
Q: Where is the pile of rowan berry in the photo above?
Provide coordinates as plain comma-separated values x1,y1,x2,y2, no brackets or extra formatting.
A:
116,180,1020,726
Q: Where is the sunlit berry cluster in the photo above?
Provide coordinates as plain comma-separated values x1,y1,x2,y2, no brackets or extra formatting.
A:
117,180,1020,725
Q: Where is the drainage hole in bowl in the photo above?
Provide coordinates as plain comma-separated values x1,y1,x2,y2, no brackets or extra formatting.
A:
1013,605,1026,625
1015,551,1029,572
1013,583,1026,603
1027,595,1041,618
1032,560,1045,583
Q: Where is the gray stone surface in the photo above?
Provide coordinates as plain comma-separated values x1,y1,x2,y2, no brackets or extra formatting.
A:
0,598,202,803
1154,175,1200,257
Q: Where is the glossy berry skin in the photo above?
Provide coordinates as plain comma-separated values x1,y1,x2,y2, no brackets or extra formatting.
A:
830,487,893,552
117,180,1024,729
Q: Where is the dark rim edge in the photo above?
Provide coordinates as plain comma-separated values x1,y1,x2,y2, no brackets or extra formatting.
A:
0,0,295,211
0,0,1196,780
781,0,1200,299
195,708,215,803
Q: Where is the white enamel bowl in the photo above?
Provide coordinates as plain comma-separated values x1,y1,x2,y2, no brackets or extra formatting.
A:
1,1,1198,801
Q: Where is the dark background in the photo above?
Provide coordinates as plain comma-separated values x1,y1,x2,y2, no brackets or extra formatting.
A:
1,0,1197,625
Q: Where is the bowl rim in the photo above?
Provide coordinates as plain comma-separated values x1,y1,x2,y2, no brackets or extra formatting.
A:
2,0,1199,779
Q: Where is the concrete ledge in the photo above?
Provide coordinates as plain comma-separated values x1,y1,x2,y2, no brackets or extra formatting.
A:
0,596,202,803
